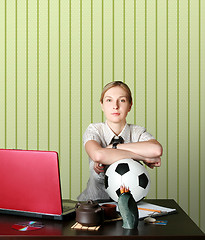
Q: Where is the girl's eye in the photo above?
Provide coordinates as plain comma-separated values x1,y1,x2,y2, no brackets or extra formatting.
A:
120,99,126,102
106,99,112,102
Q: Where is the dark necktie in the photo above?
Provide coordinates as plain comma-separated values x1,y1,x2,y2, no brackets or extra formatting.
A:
110,136,124,149
110,136,124,145
104,136,124,173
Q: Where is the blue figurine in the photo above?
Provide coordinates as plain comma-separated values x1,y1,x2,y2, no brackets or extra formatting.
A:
118,186,139,229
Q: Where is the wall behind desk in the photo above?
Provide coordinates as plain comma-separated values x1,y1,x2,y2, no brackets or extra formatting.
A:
0,0,204,233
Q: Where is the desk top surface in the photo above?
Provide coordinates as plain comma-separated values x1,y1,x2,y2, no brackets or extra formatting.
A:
0,199,204,239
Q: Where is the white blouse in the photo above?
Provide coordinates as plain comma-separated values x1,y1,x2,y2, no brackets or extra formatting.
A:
77,122,155,201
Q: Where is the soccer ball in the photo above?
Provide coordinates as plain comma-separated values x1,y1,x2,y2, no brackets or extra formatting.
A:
104,159,150,202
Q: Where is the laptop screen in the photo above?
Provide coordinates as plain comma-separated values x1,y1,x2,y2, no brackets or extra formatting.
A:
0,149,62,215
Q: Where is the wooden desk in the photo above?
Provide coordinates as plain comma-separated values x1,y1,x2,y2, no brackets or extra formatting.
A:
0,199,204,240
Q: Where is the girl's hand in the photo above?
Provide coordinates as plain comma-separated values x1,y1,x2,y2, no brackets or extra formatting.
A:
93,162,105,174
142,157,161,168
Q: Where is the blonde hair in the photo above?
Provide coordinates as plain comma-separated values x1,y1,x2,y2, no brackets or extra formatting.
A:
100,81,132,104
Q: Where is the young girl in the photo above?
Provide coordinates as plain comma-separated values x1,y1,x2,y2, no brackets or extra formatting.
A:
77,81,162,201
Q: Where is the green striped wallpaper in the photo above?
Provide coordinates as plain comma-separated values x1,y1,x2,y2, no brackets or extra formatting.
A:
0,0,204,232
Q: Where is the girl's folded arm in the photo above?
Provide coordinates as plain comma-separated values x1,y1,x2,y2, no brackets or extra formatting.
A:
85,139,162,167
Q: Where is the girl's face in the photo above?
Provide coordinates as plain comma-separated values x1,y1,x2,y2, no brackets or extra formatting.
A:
101,86,132,125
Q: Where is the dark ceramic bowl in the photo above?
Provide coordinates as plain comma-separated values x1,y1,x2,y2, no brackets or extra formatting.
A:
101,204,117,220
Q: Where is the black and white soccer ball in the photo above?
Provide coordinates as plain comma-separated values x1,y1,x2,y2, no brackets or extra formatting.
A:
104,159,150,202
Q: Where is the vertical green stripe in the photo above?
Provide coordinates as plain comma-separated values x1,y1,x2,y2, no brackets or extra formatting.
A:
69,0,71,198
123,0,125,82
59,0,61,158
37,0,39,150
134,0,136,124
15,0,17,149
145,0,147,128
26,0,28,150
101,0,104,121
198,0,201,228
5,0,7,149
48,0,50,150
102,0,104,90
80,0,82,191
166,0,169,198
91,0,93,122
155,0,158,198
177,0,179,203
188,0,190,215
112,0,114,81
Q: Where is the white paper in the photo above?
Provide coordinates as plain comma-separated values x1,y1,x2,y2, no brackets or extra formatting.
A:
137,201,176,219
100,201,176,220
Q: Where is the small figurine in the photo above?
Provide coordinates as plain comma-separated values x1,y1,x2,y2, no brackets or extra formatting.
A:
118,185,139,229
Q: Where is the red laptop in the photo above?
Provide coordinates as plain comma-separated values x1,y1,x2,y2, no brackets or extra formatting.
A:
0,149,76,220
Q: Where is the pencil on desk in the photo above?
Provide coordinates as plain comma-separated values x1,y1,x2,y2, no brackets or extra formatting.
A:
138,207,161,213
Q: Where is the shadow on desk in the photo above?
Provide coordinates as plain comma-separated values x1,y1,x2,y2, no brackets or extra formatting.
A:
0,199,204,240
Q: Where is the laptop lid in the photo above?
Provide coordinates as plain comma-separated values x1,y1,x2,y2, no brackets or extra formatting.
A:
0,149,75,220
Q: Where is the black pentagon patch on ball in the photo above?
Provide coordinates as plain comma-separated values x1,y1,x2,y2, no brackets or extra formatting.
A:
104,175,109,189
115,163,130,176
116,188,121,197
139,173,148,189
